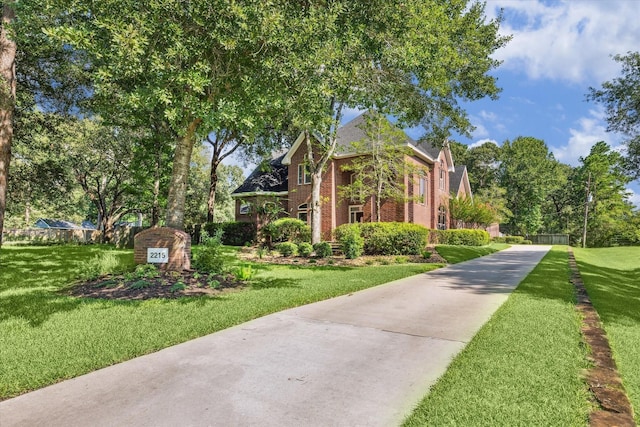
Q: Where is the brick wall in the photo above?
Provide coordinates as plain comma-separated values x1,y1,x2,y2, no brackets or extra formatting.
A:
134,227,191,271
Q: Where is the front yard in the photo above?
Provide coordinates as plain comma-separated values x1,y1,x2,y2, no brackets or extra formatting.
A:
0,244,443,400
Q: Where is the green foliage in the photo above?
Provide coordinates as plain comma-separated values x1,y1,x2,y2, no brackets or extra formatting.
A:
207,279,220,289
422,250,432,259
449,196,500,229
234,264,254,281
203,221,257,246
430,229,490,246
313,242,333,258
335,224,364,259
264,218,311,244
79,252,124,281
129,280,151,290
275,242,298,257
588,52,640,178
505,236,525,244
358,222,429,255
133,264,159,279
169,282,187,293
297,242,313,258
193,230,225,274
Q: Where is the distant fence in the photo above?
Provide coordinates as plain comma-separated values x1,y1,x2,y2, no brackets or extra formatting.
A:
3,226,147,248
530,234,569,245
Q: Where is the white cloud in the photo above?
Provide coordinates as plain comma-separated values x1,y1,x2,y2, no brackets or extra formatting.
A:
485,0,640,84
551,108,621,165
627,187,640,208
469,138,500,149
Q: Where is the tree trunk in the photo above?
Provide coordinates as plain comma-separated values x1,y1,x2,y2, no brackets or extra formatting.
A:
166,119,200,230
0,3,16,248
310,170,322,244
207,157,219,223
151,148,161,226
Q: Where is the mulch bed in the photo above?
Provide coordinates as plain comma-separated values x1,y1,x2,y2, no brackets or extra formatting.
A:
67,270,245,300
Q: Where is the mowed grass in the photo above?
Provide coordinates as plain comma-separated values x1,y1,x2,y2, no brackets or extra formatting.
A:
403,246,591,426
435,242,510,264
0,244,440,400
573,246,640,423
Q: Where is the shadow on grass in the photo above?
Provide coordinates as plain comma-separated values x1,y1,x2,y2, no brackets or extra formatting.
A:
0,291,83,327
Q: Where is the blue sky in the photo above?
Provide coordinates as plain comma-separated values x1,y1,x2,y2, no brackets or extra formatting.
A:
226,0,640,206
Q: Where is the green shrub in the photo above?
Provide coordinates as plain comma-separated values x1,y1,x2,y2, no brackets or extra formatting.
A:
313,242,333,258
275,242,298,257
358,222,429,255
78,252,124,281
505,235,525,244
335,224,363,259
522,239,533,245
491,236,507,243
193,230,225,273
430,229,490,246
422,250,432,259
203,221,257,246
298,242,314,257
234,264,254,281
264,218,311,244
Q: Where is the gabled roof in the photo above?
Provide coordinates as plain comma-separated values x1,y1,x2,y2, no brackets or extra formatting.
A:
35,218,83,229
449,165,472,198
231,154,288,197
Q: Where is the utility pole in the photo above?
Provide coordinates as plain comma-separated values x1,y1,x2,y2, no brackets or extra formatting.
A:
582,172,591,248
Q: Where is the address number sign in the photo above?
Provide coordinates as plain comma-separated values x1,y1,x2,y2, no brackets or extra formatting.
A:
147,248,169,263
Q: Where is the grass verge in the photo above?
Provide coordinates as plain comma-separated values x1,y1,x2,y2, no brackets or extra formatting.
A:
0,244,440,400
573,246,640,423
403,246,590,426
435,242,510,264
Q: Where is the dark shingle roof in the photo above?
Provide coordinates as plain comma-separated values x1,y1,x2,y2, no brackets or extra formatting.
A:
449,165,467,193
335,111,420,154
232,154,288,195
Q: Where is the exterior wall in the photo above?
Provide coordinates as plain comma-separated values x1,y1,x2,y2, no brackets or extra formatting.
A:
234,195,288,229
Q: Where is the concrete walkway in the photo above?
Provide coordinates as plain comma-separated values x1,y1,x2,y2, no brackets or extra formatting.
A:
0,245,550,427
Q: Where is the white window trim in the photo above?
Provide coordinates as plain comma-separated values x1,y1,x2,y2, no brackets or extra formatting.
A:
298,164,311,185
349,205,363,224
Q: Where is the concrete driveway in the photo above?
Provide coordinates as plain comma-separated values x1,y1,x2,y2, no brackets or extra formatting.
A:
0,245,550,427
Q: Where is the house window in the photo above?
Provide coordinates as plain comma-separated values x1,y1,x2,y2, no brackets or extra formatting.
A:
239,203,251,215
439,160,445,190
437,205,447,230
298,164,311,185
349,205,364,223
298,203,308,222
419,177,427,205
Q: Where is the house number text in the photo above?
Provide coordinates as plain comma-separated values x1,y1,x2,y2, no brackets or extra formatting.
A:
147,248,169,263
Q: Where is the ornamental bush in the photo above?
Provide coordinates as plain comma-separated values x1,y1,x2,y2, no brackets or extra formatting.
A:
335,224,363,259
275,242,298,257
313,242,333,258
297,242,314,257
194,230,225,273
505,235,525,244
265,218,311,244
430,229,490,246
358,222,429,255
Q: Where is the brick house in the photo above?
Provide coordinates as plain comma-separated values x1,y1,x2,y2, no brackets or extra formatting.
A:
231,113,472,239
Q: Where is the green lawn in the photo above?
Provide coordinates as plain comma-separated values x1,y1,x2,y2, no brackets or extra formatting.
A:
435,242,510,264
573,246,640,423
0,244,440,400
403,246,591,426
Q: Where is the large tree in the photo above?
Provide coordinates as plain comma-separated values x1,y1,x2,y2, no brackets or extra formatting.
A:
499,136,560,236
280,0,509,243
588,52,640,178
0,3,16,247
36,0,290,232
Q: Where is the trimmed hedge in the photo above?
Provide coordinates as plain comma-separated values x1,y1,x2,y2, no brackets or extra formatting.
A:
275,242,298,257
203,221,257,246
358,222,429,255
298,242,313,257
492,235,526,244
430,229,490,246
263,218,311,244
313,242,333,258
